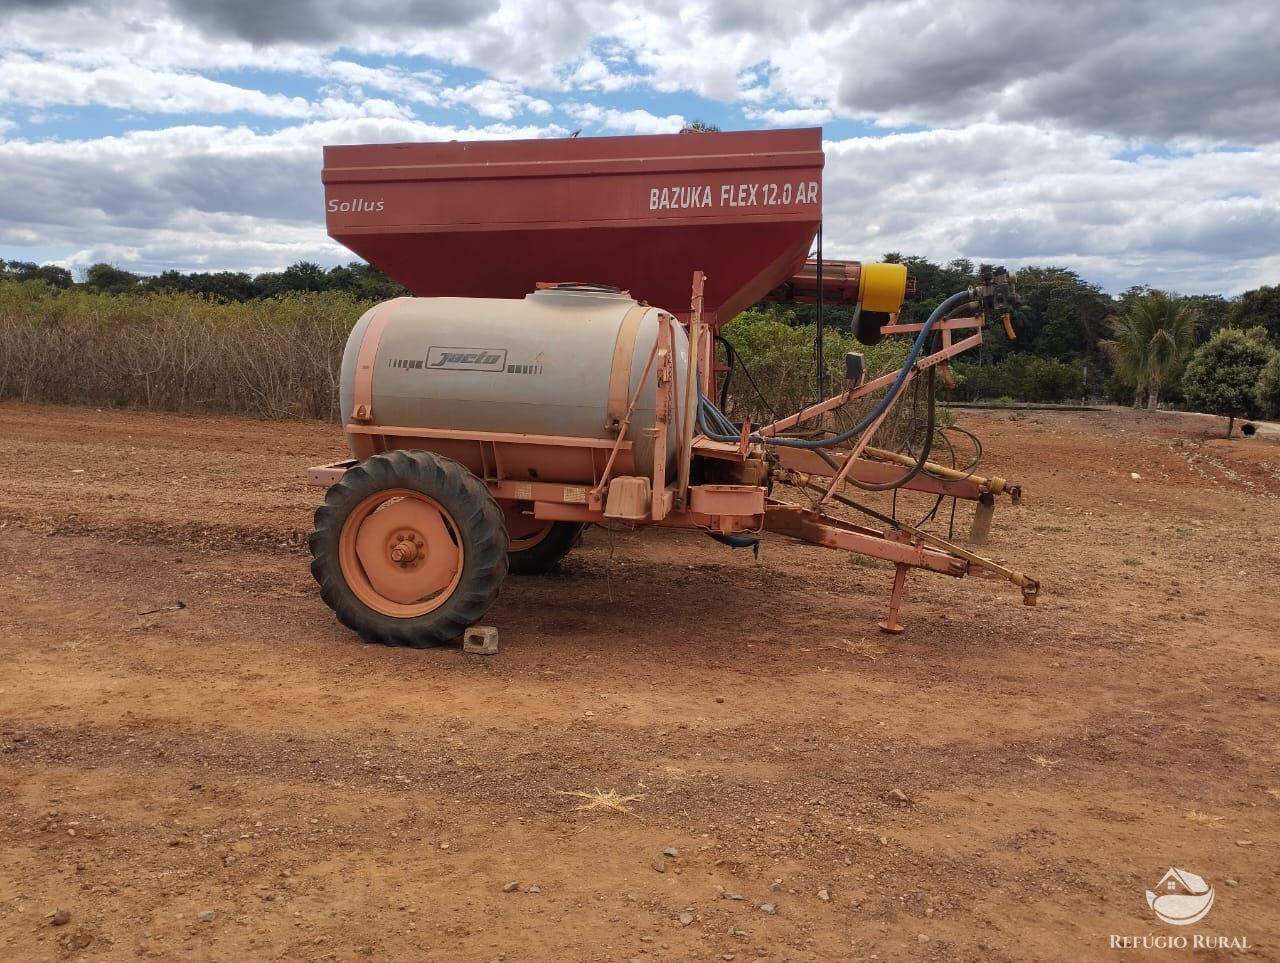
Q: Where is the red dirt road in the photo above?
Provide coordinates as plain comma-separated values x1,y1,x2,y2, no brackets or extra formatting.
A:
1,402,1277,962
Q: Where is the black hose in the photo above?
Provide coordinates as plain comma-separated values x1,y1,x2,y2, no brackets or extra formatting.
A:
714,334,782,422
940,424,984,475
715,335,733,411
839,364,937,491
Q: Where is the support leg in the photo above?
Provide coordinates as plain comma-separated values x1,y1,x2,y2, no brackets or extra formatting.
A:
879,563,909,634
968,491,995,545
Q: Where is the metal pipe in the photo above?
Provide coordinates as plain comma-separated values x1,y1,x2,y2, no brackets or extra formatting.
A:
863,445,1012,496
815,223,825,401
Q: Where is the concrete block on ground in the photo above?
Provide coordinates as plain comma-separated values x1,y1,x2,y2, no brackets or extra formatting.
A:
463,625,500,655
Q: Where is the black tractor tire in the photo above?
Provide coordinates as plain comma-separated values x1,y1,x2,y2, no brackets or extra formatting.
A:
507,521,586,575
309,450,508,647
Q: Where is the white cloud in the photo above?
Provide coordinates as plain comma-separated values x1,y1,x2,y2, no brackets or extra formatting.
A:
744,106,832,127
323,61,443,104
3,1,1277,143
562,102,683,135
0,0,1276,295
0,53,315,117
0,117,566,274
440,79,552,121
561,53,643,93
0,52,423,121
823,125,1280,294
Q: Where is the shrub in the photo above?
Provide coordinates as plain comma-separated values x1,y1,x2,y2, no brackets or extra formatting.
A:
718,308,909,424
948,355,1083,403
1255,352,1280,419
1182,327,1273,436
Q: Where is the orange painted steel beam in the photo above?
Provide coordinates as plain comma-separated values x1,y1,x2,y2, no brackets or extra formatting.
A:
761,504,967,576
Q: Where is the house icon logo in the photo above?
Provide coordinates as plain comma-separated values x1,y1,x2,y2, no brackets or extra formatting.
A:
1146,868,1215,925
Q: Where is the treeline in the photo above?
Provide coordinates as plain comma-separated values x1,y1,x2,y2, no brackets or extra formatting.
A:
2,254,1279,429
762,254,1280,426
0,258,410,302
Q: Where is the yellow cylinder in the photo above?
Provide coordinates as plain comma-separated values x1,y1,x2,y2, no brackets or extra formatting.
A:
859,263,908,313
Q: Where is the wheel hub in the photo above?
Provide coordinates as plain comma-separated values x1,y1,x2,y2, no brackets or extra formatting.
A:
390,531,423,565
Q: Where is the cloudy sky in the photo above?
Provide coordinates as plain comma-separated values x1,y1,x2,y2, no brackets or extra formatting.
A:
1,0,1278,295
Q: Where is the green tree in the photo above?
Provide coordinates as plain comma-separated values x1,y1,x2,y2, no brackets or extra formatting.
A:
1182,328,1273,436
1,260,74,288
141,270,193,294
1183,293,1231,343
191,271,256,301
1099,291,1197,410
1230,284,1280,341
325,262,409,300
281,261,327,293
1016,268,1113,364
84,262,140,294
1256,352,1280,419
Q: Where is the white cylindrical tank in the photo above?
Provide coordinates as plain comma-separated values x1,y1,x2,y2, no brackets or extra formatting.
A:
339,287,690,480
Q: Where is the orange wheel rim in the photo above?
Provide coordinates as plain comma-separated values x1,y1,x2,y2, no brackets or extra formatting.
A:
503,505,554,552
339,488,464,617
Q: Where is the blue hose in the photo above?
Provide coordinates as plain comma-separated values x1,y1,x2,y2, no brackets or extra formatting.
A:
706,532,761,558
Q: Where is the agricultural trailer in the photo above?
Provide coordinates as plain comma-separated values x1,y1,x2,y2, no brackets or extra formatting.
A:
307,127,1038,647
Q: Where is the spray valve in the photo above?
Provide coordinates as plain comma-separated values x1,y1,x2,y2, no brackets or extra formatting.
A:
975,265,1018,339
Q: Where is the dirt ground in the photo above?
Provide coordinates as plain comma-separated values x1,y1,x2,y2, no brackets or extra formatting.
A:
1,402,1277,962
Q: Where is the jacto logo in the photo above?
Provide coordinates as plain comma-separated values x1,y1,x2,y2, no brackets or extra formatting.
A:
425,346,507,372
1146,868,1215,925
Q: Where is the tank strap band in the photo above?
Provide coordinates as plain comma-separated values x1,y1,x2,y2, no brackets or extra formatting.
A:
605,306,648,432
350,298,406,423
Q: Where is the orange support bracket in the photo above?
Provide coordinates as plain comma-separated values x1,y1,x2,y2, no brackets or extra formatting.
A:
879,564,909,634
676,271,706,510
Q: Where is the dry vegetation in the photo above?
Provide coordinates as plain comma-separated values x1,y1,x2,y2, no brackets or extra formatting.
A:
0,283,355,420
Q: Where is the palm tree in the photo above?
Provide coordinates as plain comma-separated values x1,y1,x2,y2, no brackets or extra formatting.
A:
1100,292,1197,410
